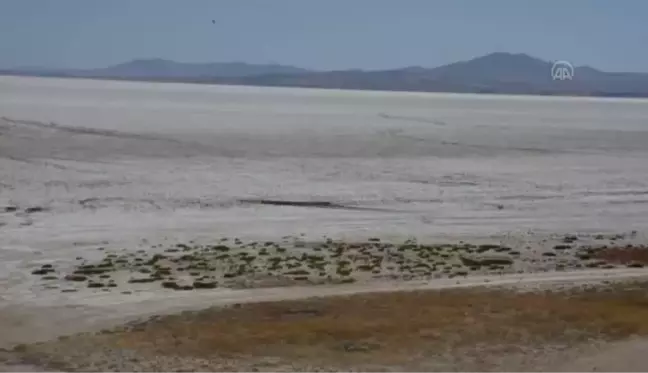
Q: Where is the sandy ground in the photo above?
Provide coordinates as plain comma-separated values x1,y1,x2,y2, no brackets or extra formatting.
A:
3,76,648,370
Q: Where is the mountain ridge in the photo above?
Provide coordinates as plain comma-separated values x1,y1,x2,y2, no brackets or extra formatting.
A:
3,52,648,97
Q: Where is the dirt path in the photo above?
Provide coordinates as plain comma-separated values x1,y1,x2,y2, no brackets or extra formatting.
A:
3,267,648,350
2,268,648,371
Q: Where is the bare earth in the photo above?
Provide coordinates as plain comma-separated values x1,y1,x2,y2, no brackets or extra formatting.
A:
4,278,648,371
3,77,648,371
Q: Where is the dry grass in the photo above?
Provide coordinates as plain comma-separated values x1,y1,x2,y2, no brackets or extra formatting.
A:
595,246,648,264
96,282,648,368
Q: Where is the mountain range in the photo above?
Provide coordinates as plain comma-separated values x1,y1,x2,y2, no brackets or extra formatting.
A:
3,52,648,97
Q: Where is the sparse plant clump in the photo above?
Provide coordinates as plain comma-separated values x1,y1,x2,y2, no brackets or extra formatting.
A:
336,267,353,276
193,280,218,289
283,269,310,276
212,245,230,252
41,235,628,293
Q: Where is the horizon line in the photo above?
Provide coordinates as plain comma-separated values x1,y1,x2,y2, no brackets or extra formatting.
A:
7,51,645,75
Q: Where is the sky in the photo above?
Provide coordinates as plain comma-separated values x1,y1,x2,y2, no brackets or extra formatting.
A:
1,0,647,72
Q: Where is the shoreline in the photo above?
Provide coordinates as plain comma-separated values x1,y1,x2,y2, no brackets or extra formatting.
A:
4,227,648,371
3,232,648,348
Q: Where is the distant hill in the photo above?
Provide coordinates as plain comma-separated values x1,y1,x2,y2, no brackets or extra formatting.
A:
3,53,648,97
2,58,310,80
87,58,311,78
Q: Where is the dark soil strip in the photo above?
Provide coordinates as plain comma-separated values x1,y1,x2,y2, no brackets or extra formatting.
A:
237,199,398,212
594,246,648,264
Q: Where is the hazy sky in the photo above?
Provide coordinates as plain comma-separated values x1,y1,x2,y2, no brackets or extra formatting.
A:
1,0,647,71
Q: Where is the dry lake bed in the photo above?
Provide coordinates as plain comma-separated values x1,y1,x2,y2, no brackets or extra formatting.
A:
2,76,648,371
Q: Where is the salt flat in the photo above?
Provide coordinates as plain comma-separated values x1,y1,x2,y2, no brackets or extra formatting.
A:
2,76,648,243
2,76,648,348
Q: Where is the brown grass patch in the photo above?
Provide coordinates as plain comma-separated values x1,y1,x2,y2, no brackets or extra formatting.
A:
98,283,648,368
594,246,648,264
